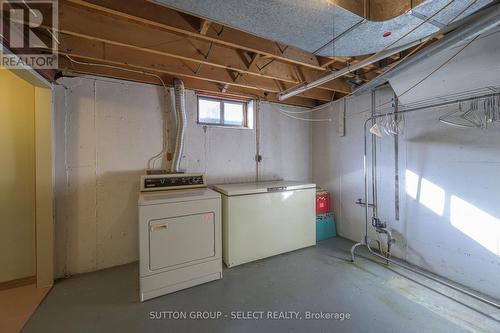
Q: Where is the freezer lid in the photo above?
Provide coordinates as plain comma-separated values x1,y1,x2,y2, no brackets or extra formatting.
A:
138,188,220,206
211,181,316,196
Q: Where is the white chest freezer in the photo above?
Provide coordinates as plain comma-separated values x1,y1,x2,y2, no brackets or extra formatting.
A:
212,181,316,268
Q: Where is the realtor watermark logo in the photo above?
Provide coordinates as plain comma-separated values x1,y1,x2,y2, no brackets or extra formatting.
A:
1,0,58,69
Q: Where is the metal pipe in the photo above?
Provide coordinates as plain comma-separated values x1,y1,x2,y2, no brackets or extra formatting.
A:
365,242,500,309
278,39,425,101
374,91,499,120
363,118,369,243
375,228,394,264
351,89,500,310
371,91,378,218
171,79,187,172
313,19,366,55
353,91,500,261
354,3,500,96
350,113,374,260
350,111,372,257
255,101,261,182
393,94,400,221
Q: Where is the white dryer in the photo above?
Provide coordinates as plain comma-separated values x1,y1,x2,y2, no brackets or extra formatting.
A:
138,173,222,302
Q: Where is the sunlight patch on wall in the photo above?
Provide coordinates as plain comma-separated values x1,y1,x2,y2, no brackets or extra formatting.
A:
405,169,445,216
420,178,445,216
405,169,419,200
450,195,500,255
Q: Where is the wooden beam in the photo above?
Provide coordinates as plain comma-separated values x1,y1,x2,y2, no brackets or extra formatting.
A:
56,4,351,95
62,0,328,70
273,79,286,92
57,34,335,101
58,56,320,108
199,19,211,35
317,56,338,68
226,69,240,83
236,50,260,72
294,66,306,83
240,51,260,71
220,83,229,93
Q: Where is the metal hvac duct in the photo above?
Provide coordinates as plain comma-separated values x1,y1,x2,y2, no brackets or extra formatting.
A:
354,2,500,95
152,0,492,57
171,79,187,173
277,39,425,101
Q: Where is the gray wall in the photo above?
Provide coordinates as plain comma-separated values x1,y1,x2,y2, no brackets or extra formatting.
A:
312,87,500,300
54,76,312,277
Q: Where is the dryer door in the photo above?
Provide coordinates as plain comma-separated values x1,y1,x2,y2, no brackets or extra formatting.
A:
149,212,215,271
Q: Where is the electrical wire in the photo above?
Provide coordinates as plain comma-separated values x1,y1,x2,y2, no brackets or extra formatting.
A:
65,55,167,88
397,35,480,98
277,108,332,122
377,33,479,111
278,103,332,114
354,0,456,69
303,0,466,116
295,0,456,102
64,55,171,170
315,28,482,122
283,30,482,123
447,0,479,25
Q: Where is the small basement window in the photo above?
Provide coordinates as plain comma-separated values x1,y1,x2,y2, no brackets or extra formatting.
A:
197,96,253,128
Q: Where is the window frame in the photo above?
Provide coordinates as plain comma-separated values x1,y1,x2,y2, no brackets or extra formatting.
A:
197,95,248,128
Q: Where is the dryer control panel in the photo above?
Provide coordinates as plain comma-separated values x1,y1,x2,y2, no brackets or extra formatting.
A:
140,173,206,192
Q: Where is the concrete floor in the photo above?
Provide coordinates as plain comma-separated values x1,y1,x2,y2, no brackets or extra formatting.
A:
23,238,500,333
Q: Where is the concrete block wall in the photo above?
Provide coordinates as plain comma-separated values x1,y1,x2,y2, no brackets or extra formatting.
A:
53,76,312,277
312,29,500,301
312,87,500,300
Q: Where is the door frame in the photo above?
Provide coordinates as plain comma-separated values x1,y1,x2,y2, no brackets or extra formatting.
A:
6,54,55,288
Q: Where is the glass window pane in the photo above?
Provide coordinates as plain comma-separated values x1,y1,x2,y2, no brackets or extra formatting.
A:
199,99,221,123
224,102,244,126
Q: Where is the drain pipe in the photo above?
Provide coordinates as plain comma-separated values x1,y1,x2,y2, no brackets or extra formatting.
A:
171,79,187,173
350,93,500,310
370,91,378,220
364,242,500,310
367,90,395,262
354,2,500,96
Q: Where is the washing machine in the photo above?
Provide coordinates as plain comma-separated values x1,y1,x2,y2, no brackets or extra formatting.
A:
138,173,222,302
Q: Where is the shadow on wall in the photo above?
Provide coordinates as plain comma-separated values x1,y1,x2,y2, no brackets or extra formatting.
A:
60,170,144,276
405,127,500,147
98,170,144,263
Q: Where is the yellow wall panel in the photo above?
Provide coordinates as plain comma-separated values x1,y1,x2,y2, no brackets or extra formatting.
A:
0,68,36,282
35,86,54,287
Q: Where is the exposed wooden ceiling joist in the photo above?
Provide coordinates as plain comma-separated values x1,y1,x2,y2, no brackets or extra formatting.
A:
62,0,337,70
58,34,335,102
57,3,351,96
198,19,211,35
46,0,423,107
58,56,320,108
